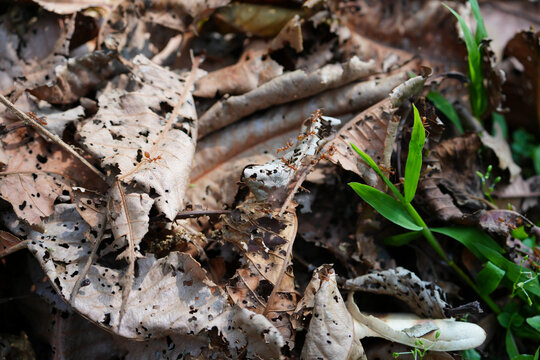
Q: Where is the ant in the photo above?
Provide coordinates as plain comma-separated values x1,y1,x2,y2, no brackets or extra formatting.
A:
27,111,47,125
281,157,297,171
277,141,294,153
143,151,162,163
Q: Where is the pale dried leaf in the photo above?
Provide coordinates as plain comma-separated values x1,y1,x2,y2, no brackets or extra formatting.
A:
0,12,75,95
243,114,340,206
269,15,304,53
32,0,113,14
344,267,448,318
194,42,283,98
301,268,366,360
480,124,521,183
0,172,69,225
198,56,377,137
189,73,406,211
79,55,197,222
347,295,486,351
2,204,229,339
29,51,119,105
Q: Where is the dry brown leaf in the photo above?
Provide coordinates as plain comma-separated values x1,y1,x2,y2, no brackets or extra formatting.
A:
0,12,75,95
194,41,283,98
301,267,366,360
189,72,407,212
269,14,304,53
0,95,103,224
222,202,298,345
324,74,426,188
79,55,197,234
214,3,302,38
417,132,486,222
502,30,539,133
339,1,467,70
243,112,340,209
32,0,112,14
198,56,377,137
2,204,228,338
344,267,449,318
29,51,119,105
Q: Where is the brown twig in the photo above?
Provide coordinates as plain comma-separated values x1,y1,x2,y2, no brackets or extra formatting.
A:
0,94,107,183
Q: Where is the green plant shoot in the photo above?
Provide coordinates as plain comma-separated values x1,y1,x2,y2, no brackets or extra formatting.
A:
404,105,426,203
443,0,487,119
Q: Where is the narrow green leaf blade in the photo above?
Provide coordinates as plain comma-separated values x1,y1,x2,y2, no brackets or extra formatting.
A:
477,261,505,295
349,143,403,199
427,91,464,133
433,227,540,297
469,0,488,44
506,327,520,359
349,183,422,231
443,2,486,117
404,105,426,203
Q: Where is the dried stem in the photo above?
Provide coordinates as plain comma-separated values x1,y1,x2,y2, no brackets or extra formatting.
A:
0,94,107,182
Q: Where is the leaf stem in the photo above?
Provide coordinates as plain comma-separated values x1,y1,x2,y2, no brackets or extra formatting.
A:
0,93,107,182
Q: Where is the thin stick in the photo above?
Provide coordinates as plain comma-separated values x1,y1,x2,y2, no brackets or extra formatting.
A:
0,94,107,182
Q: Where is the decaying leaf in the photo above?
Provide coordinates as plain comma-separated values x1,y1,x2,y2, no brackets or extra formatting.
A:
0,11,75,95
347,293,487,352
189,71,405,211
2,203,287,358
0,96,102,224
243,111,340,209
480,123,521,183
214,3,302,38
79,55,197,242
417,132,485,222
222,201,298,345
344,267,449,318
301,267,366,360
198,56,377,137
29,50,120,105
194,41,283,98
324,73,427,188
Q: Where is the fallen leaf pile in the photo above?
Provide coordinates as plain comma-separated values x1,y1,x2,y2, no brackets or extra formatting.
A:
0,1,539,359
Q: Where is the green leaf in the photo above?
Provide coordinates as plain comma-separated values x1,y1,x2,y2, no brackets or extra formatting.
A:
469,0,488,44
506,321,520,358
433,227,540,297
526,316,540,332
350,143,403,199
513,355,535,360
477,261,505,295
384,231,422,246
404,105,426,203
443,2,486,118
533,145,540,175
462,349,482,360
348,183,422,231
426,91,464,133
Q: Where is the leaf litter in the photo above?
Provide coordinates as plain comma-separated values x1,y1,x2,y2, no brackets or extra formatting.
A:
0,1,539,359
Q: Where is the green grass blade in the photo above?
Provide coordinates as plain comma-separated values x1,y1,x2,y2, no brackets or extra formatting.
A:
349,183,422,231
427,91,464,133
443,2,486,118
469,0,488,44
404,105,426,203
350,143,403,199
477,261,505,295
